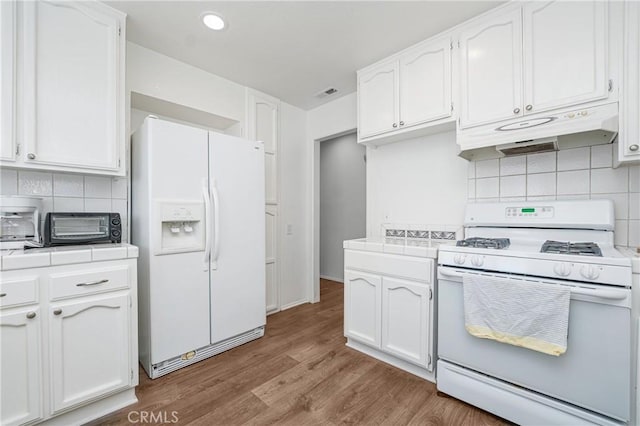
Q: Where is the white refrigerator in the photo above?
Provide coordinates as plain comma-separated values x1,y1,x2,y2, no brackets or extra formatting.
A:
132,116,266,379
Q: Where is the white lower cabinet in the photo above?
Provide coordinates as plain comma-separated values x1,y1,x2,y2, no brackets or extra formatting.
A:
381,277,431,368
49,293,130,414
344,271,381,348
0,308,42,426
344,249,435,379
0,256,138,425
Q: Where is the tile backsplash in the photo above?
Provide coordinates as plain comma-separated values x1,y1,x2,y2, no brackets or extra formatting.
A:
467,143,640,247
1,169,129,243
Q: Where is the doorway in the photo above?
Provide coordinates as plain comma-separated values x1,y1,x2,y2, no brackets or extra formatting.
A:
319,132,366,283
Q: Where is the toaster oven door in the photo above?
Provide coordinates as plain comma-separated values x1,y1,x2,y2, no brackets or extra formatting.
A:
50,214,110,242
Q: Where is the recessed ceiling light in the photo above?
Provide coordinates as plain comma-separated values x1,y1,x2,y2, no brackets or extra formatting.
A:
202,13,225,31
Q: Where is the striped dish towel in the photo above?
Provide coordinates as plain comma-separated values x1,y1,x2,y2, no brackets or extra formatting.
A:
463,274,570,356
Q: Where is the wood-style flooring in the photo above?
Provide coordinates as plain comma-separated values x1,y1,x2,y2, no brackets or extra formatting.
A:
95,279,509,425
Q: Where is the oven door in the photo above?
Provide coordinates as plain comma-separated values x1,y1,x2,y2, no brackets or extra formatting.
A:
49,214,111,245
437,266,631,422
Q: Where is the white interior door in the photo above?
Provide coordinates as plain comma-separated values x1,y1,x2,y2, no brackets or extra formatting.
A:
523,1,607,114
358,61,399,139
49,294,130,413
0,1,15,162
0,308,41,426
459,8,524,128
22,1,120,171
399,37,452,127
209,132,266,344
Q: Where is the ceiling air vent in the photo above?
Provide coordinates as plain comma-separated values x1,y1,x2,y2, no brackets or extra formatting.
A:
314,87,338,99
496,137,558,157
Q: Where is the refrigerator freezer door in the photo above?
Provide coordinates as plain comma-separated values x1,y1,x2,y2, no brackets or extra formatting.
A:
146,118,211,364
209,132,266,344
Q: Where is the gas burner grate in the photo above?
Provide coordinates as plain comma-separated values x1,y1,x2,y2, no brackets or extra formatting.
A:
456,237,511,249
540,240,602,256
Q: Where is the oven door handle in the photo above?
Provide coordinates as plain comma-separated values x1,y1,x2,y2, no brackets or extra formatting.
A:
438,268,628,300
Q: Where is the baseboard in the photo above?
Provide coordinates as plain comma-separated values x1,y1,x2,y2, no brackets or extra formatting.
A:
280,298,308,311
320,274,344,283
41,388,137,426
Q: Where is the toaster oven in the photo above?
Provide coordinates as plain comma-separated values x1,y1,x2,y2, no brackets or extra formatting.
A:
44,212,122,247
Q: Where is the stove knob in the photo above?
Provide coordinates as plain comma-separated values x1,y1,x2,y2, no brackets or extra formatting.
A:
471,255,484,267
553,262,572,277
580,265,600,280
454,254,467,265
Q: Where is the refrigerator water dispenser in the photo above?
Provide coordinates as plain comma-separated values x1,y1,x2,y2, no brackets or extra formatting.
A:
154,201,205,255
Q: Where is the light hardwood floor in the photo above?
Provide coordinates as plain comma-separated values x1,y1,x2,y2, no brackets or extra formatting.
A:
95,279,510,425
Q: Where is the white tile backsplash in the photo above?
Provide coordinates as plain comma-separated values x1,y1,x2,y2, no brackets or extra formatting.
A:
84,176,112,199
557,170,589,195
500,175,526,197
591,144,613,168
591,167,628,194
557,147,590,171
1,169,18,195
500,156,526,176
53,173,84,197
18,171,53,196
476,159,499,178
527,152,556,174
527,172,556,196
476,177,499,198
466,143,639,247
1,172,130,243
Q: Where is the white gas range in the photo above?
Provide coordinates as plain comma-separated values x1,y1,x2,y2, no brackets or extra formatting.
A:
437,200,633,426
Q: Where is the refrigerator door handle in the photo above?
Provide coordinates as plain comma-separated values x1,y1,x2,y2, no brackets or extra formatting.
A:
211,180,221,270
203,180,212,271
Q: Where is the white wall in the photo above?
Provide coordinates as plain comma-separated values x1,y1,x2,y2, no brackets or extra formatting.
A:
367,131,469,236
320,133,366,282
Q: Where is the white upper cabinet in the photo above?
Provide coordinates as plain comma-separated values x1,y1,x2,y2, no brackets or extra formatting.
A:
523,1,608,115
15,0,126,175
0,1,15,162
459,1,609,130
459,8,523,128
620,0,640,163
358,36,453,144
399,37,452,128
358,60,399,140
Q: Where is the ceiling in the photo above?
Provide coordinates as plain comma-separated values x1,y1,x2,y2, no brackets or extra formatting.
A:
107,1,502,110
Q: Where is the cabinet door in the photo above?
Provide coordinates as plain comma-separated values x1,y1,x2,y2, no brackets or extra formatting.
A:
247,93,279,205
0,1,15,162
381,278,431,369
619,1,640,162
523,1,608,114
22,1,122,172
49,294,130,413
459,8,523,128
0,308,42,426
344,271,381,348
358,61,399,139
399,37,452,128
265,206,278,313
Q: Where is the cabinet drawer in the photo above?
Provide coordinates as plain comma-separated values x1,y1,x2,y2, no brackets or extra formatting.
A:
49,264,130,300
0,276,39,308
345,250,433,283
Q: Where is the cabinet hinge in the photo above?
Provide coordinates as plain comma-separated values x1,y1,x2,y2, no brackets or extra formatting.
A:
450,41,453,50
457,40,460,48
450,102,454,112
15,144,20,156
118,158,121,168
428,354,432,366
429,288,433,300
130,369,134,380
118,27,121,36
608,79,613,92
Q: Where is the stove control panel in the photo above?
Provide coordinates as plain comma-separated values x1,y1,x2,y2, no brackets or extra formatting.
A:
506,206,554,219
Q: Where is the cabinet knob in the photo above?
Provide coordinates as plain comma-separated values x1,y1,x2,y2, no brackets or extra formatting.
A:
27,153,36,160
525,105,533,111
26,312,36,319
630,144,639,152
0,293,6,298
392,123,398,128
399,121,405,126
53,309,62,316
513,107,520,114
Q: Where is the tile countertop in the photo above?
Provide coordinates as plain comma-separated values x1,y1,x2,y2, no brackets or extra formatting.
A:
0,243,139,271
343,237,454,259
616,246,640,274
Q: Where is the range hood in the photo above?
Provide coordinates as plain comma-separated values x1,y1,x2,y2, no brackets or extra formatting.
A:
457,102,618,160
